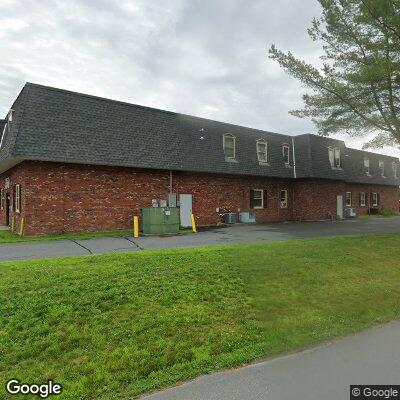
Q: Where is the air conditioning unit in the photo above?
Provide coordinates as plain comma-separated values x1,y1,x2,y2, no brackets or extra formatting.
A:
239,212,256,223
344,207,357,218
224,213,237,224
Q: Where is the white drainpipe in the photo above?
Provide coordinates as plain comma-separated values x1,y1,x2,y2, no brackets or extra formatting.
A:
291,137,297,179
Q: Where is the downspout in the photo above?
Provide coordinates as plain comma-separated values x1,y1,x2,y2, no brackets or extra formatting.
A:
291,137,297,220
291,137,297,179
169,170,173,194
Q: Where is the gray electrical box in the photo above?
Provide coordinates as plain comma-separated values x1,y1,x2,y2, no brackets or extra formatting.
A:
168,193,177,207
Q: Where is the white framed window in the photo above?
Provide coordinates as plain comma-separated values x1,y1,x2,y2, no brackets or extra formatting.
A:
360,192,366,207
256,140,268,162
14,184,21,213
280,189,288,208
250,189,264,209
364,157,370,175
345,191,352,206
372,192,378,207
0,188,4,210
379,160,385,177
0,123,7,149
328,147,341,168
392,162,398,179
223,133,235,159
334,147,341,168
282,144,290,165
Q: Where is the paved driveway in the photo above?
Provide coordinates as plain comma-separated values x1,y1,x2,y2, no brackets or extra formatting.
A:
139,321,400,400
1,217,400,262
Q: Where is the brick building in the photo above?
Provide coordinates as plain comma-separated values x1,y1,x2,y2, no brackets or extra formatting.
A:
0,83,399,236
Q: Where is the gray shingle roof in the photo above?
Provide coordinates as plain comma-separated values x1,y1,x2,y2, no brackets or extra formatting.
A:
1,82,399,187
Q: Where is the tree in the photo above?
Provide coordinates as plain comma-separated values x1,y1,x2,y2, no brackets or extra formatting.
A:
269,0,400,149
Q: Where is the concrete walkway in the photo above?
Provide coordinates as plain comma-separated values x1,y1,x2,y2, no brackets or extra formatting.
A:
139,321,400,400
0,217,400,262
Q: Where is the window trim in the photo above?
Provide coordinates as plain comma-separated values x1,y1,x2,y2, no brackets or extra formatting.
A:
392,162,397,179
282,144,290,165
360,192,366,207
280,189,288,209
379,160,385,177
223,133,236,159
14,184,21,213
0,123,7,149
364,157,370,175
256,140,268,163
345,191,352,207
251,188,264,209
372,192,378,207
334,147,341,168
328,146,341,168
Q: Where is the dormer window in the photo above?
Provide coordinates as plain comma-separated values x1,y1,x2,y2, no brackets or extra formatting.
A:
0,109,13,150
328,147,341,168
364,157,370,175
256,140,268,163
392,162,398,179
0,122,7,149
379,160,385,177
7,109,14,122
282,144,290,165
223,133,235,159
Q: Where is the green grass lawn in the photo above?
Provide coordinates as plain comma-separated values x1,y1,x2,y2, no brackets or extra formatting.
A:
1,234,400,399
0,229,133,244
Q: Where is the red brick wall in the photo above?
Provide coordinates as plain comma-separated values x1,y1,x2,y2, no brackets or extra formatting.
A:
0,161,398,235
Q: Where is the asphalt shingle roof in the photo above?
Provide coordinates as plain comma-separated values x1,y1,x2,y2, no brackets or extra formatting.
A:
0,82,399,187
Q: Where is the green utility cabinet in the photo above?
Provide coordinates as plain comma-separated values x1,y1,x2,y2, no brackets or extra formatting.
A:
141,207,180,234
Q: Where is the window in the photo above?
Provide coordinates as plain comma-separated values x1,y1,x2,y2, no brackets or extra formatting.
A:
223,134,235,159
372,192,379,207
392,162,396,177
364,157,370,175
250,189,264,209
0,123,7,149
14,184,21,213
0,188,4,210
360,192,366,207
280,189,288,208
328,147,341,168
282,144,290,165
345,191,352,206
379,160,385,177
256,140,268,163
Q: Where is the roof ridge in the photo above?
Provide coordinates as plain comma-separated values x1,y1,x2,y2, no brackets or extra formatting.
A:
24,82,296,139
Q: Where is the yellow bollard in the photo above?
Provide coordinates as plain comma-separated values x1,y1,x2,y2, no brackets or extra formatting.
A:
19,217,25,236
133,216,139,238
191,213,197,233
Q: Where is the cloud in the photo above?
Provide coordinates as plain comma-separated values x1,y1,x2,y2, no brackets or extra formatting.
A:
0,0,398,157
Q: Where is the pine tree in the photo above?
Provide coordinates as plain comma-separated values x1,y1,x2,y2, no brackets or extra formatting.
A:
269,0,400,149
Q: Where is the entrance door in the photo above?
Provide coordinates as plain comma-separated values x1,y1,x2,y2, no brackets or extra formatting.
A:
5,193,10,226
179,194,193,227
337,195,343,219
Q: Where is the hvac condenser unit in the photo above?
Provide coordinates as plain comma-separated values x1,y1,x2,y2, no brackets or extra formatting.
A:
344,208,357,218
224,213,237,224
239,212,256,223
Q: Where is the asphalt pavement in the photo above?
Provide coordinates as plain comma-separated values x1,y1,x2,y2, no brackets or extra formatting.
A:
0,217,400,262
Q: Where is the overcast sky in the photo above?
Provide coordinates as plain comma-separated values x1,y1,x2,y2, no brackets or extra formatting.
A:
0,0,398,157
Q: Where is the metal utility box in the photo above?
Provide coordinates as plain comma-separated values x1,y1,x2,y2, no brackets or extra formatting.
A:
224,213,237,224
141,207,180,234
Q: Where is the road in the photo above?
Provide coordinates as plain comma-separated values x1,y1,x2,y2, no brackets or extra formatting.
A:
139,321,400,400
0,217,400,262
